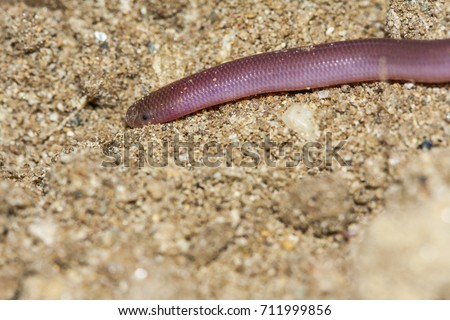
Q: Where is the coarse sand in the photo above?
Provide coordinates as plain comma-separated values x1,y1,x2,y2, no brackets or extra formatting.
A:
0,0,449,299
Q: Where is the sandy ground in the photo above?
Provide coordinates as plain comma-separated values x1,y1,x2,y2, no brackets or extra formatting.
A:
0,0,449,299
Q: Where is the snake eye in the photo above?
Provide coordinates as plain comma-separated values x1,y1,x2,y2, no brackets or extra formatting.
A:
142,114,149,121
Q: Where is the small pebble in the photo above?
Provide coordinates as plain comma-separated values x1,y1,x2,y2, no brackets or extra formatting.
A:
29,220,57,246
404,82,415,89
318,90,330,99
134,268,148,280
281,103,319,140
147,41,157,53
94,31,107,43
418,139,433,150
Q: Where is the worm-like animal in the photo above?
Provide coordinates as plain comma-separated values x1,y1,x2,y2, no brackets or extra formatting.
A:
126,38,450,128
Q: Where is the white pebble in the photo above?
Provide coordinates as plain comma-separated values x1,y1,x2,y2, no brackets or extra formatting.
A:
318,90,330,99
140,6,147,15
282,104,319,140
229,209,240,228
29,220,57,246
49,112,59,122
119,0,131,13
134,268,148,280
404,82,415,89
116,185,126,193
94,31,107,43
